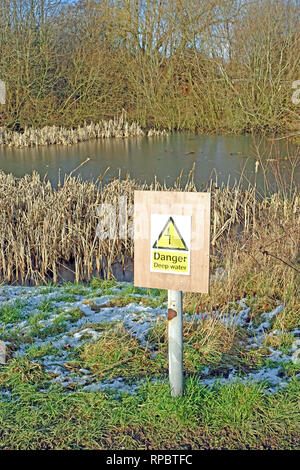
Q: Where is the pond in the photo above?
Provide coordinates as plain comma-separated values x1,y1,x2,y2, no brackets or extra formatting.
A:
0,133,298,190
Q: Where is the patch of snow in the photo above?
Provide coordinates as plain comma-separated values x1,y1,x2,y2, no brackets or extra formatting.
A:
0,285,298,396
83,378,139,394
73,328,101,341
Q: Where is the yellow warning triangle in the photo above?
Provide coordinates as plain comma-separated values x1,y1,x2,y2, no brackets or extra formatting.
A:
153,217,188,251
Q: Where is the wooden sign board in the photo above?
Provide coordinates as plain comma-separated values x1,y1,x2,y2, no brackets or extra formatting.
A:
134,191,210,293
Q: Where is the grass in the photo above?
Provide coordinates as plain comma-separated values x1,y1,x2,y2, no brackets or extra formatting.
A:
78,324,163,381
0,279,299,450
147,317,259,376
0,370,299,450
72,310,297,384
25,344,58,360
264,332,295,353
32,322,69,340
37,299,54,314
105,293,167,309
0,300,26,324
66,308,85,322
50,293,78,304
25,306,81,339
90,278,118,295
61,283,90,296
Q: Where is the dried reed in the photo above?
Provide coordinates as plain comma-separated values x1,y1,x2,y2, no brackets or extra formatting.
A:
0,163,298,285
0,112,168,149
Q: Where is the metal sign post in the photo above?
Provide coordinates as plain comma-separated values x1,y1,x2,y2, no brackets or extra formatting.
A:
168,290,183,397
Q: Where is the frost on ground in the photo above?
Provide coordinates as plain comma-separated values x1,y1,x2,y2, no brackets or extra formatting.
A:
0,283,299,397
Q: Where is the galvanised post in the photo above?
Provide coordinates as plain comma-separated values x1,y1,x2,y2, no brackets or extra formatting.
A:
168,289,183,397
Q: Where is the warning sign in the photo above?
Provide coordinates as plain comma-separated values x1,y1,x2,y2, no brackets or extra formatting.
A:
134,190,210,293
150,214,191,275
152,217,188,251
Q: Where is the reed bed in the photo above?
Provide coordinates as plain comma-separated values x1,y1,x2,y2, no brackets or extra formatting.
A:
0,166,298,287
0,114,168,149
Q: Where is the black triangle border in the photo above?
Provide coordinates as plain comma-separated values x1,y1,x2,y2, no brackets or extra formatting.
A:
152,216,188,251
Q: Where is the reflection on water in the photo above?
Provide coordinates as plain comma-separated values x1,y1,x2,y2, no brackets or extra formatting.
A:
0,133,298,189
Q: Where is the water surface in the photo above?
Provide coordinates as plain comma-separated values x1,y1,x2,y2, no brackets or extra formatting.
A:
0,133,298,189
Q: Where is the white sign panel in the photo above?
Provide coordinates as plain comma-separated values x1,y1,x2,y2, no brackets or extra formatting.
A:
150,214,191,275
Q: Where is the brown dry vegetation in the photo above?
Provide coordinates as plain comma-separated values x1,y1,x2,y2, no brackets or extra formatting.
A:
0,0,299,135
0,112,167,148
